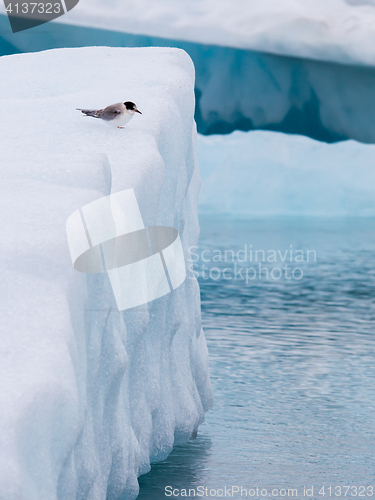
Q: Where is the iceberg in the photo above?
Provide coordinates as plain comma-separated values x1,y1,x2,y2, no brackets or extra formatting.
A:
198,130,375,216
0,47,212,499
1,0,375,66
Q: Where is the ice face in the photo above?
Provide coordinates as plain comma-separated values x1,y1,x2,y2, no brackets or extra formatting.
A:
193,48,375,143
0,47,212,500
198,130,375,217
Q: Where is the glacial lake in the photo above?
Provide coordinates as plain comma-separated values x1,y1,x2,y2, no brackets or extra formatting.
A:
138,216,375,499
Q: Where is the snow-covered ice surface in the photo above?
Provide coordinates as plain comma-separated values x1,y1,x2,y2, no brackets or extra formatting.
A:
198,131,375,216
3,0,375,66
0,47,212,500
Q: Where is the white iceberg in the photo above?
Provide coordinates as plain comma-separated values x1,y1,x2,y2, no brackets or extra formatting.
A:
198,130,375,216
8,0,375,67
0,47,212,499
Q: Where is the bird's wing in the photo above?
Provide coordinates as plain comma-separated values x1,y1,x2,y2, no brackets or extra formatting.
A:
77,108,100,115
98,104,123,121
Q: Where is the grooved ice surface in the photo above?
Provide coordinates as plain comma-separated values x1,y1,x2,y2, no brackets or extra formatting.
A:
0,47,212,500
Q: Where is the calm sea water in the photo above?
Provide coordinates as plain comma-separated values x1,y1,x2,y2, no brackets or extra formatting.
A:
138,217,375,499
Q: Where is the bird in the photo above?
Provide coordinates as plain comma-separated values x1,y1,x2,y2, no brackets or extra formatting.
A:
76,101,142,129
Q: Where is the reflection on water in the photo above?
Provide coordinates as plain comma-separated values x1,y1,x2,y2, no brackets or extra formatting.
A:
138,217,375,499
137,437,212,499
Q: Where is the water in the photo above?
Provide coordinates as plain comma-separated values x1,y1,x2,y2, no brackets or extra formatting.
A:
138,216,375,499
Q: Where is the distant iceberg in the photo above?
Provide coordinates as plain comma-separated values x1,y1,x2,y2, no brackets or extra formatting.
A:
0,47,212,499
198,130,375,216
4,0,374,67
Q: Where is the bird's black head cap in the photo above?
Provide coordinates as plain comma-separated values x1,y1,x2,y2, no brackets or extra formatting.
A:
124,101,136,110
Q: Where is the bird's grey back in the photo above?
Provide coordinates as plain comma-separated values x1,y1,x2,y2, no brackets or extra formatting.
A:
98,103,123,121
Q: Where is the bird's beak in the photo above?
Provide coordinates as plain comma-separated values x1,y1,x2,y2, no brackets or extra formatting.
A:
136,109,142,114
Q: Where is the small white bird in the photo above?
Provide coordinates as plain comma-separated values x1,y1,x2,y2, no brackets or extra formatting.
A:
77,101,142,129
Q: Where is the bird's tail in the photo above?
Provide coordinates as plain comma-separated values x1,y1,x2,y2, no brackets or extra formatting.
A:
76,108,100,118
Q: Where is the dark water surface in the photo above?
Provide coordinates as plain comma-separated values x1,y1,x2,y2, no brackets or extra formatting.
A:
138,217,375,499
